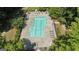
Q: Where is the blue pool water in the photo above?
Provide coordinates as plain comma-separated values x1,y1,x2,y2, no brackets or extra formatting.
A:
29,16,46,38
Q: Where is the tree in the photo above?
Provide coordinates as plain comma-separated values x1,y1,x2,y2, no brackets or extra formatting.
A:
0,7,23,31
11,17,24,29
77,7,79,16
49,17,79,51
0,35,5,49
58,17,66,24
48,7,77,26
66,17,79,50
38,7,48,11
64,7,77,26
4,39,24,51
15,40,24,50
48,7,65,19
49,35,73,51
4,41,16,51
0,33,24,51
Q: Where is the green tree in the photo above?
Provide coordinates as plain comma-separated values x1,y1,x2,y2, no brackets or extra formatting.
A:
77,7,79,16
49,35,72,51
67,17,79,50
38,7,48,11
0,7,23,31
64,7,77,26
48,7,65,19
49,17,79,51
48,7,77,26
0,33,24,51
58,17,66,24
3,39,24,51
11,17,24,29
15,40,24,50
4,41,16,51
0,35,5,49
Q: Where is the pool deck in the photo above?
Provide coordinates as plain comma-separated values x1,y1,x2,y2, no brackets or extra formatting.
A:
20,11,56,50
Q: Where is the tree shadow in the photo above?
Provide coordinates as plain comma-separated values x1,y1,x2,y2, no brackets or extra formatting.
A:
22,22,27,29
22,13,29,29
23,38,36,51
23,13,28,20
0,7,24,32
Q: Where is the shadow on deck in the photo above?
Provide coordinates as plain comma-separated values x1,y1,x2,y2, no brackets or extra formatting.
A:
23,38,36,51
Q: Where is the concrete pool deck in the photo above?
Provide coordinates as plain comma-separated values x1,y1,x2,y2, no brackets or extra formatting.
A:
20,11,56,50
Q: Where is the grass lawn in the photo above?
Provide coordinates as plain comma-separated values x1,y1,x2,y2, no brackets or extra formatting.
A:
5,28,17,41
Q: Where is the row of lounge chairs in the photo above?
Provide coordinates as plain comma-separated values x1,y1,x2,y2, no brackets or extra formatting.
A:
27,11,48,16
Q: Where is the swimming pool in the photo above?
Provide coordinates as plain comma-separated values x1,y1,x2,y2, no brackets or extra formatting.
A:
29,16,46,38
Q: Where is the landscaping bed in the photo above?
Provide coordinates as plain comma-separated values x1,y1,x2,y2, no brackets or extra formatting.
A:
54,21,66,37
5,28,17,41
